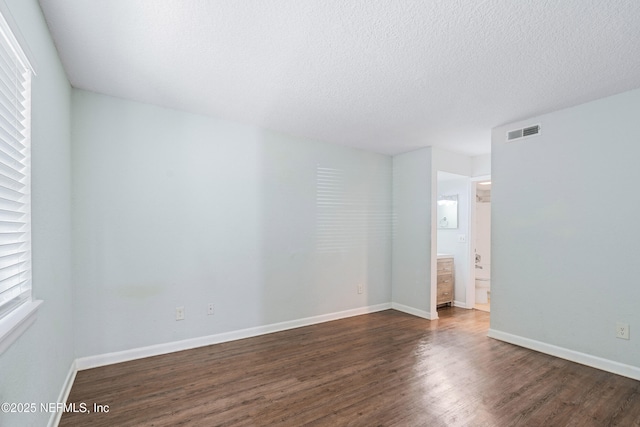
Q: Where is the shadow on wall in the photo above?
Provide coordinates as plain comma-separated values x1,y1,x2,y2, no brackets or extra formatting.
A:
258,132,392,323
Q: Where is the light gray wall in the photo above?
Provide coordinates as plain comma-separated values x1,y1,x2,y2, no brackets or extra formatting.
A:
491,88,640,368
0,1,73,426
471,153,491,177
391,148,432,315
71,90,392,358
432,147,472,177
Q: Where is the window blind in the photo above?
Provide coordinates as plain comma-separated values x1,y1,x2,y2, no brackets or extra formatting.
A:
0,12,31,321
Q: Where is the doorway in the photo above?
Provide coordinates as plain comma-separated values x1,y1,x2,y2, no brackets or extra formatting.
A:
435,171,470,314
472,178,491,312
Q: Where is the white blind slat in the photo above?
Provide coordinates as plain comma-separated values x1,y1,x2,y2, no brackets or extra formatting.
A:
0,121,26,152
0,251,26,269
0,232,26,246
0,197,24,213
0,75,25,105
0,163,25,183
0,138,25,163
0,285,27,304
0,156,25,181
0,105,26,133
0,220,26,233
0,185,24,203
0,98,26,124
0,55,25,86
0,265,27,290
0,286,28,318
0,241,25,256
0,172,25,193
0,40,27,82
0,83,25,117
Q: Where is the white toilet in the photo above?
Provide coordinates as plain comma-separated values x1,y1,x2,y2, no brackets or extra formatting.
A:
475,265,491,304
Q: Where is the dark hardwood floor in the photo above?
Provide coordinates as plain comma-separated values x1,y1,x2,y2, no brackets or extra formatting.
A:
60,308,640,426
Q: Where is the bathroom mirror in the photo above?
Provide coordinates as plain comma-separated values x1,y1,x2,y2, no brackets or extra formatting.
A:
437,194,458,229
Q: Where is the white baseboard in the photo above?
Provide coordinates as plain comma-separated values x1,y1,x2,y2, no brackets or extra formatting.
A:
76,303,392,371
453,300,472,309
488,328,640,381
391,302,436,320
48,360,77,427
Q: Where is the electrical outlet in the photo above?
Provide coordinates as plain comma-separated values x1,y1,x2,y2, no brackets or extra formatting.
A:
176,306,185,321
616,322,629,340
357,284,364,294
207,303,214,315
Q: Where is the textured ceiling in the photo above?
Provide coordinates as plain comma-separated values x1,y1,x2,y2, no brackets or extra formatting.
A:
38,0,640,156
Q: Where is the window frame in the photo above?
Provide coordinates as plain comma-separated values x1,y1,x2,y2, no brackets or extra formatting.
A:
0,1,40,355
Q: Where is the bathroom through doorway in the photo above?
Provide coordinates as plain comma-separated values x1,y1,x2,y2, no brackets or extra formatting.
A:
473,178,491,312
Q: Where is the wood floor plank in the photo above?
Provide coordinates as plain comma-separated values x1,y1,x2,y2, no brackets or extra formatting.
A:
60,308,640,426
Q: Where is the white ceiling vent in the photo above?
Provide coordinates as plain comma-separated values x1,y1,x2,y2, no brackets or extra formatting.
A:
507,124,541,142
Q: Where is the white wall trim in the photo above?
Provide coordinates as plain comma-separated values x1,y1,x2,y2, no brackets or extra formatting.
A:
488,328,640,381
391,302,436,320
0,0,37,73
470,174,491,183
430,167,438,319
76,303,392,371
48,360,77,427
0,300,42,355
